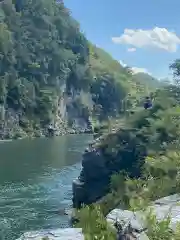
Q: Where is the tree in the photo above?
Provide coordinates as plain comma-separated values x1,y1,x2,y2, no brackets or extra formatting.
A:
170,59,180,86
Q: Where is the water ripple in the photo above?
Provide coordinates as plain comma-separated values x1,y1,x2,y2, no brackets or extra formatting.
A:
0,135,92,240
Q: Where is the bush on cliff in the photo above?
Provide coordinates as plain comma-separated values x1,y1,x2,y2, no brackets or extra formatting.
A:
93,83,180,178
76,66,180,238
77,147,180,239
76,205,116,240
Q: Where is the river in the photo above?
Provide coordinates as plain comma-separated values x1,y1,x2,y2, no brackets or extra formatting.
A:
0,134,92,240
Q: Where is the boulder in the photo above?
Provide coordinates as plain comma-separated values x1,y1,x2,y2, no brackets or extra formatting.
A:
16,228,84,240
107,194,180,240
81,150,109,180
73,129,147,208
107,209,145,232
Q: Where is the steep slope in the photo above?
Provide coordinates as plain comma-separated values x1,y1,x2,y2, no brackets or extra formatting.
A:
88,45,159,114
88,44,132,119
0,0,92,138
0,0,158,139
132,72,164,91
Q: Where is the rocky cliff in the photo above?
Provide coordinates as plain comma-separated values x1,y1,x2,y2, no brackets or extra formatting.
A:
72,128,147,208
0,88,93,139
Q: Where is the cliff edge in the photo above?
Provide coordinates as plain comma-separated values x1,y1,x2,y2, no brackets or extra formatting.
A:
72,126,147,208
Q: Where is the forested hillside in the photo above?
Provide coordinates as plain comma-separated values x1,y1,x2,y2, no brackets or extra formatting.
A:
132,72,164,90
0,0,160,139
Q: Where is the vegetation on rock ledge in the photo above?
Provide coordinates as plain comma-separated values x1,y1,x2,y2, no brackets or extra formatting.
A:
75,61,180,239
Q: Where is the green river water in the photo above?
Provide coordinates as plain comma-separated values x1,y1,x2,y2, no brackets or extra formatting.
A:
0,134,92,240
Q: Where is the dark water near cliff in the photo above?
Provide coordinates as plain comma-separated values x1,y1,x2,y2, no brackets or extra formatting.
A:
0,135,92,240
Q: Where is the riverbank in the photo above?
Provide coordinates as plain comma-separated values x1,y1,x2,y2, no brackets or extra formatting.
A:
0,130,92,143
72,125,145,208
16,193,180,240
0,119,93,141
72,86,180,238
11,86,180,239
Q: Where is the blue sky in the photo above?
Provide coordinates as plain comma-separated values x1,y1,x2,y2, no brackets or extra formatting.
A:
64,0,180,79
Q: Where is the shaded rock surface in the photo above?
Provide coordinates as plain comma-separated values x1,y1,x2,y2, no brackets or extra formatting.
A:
16,228,84,240
0,89,93,140
107,194,180,240
73,129,147,208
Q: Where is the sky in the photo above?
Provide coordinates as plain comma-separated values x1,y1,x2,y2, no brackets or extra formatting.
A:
64,0,180,80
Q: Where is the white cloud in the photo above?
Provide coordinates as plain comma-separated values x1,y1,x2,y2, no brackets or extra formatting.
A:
119,60,127,67
112,27,180,52
131,67,151,75
159,77,172,83
119,60,151,75
127,47,136,52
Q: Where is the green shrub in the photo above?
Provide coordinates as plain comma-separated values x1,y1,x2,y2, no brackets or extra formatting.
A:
76,205,116,240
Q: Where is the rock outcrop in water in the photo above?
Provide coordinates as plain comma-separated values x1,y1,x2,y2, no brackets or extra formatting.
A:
72,128,147,208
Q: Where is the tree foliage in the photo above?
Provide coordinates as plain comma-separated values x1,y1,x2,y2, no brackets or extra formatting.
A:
0,0,157,136
76,61,180,238
0,0,163,139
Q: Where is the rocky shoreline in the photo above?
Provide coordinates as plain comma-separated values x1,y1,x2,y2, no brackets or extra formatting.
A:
0,102,94,141
0,127,93,142
16,228,84,240
14,120,180,239
16,194,180,239
72,128,147,208
106,194,180,240
0,114,93,141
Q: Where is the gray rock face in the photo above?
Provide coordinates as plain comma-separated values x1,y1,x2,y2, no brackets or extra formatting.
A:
72,129,147,208
107,209,148,240
16,228,84,240
107,194,180,240
72,149,110,208
107,209,145,232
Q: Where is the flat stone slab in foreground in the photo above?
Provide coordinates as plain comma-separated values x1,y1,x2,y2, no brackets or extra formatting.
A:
17,194,180,240
16,228,84,240
107,194,180,240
